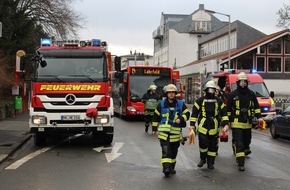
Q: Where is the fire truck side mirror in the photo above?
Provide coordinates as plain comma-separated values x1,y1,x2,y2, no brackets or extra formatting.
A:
114,56,121,71
40,60,47,68
114,71,123,79
270,91,274,98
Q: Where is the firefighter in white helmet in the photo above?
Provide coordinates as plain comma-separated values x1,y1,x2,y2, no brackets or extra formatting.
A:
152,84,190,177
226,72,263,171
142,84,160,133
189,80,229,170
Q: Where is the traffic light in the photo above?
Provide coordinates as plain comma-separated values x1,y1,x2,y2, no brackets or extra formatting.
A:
114,56,121,71
20,56,26,71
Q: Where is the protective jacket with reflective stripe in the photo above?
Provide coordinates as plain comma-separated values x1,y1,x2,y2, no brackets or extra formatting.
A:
152,98,190,142
190,96,229,135
226,88,261,129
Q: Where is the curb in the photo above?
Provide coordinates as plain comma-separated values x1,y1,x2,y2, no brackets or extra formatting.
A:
0,133,32,164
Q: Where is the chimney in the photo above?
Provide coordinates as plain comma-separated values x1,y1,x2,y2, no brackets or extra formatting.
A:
199,4,204,10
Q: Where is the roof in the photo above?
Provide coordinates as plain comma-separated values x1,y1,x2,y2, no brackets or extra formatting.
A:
180,29,290,68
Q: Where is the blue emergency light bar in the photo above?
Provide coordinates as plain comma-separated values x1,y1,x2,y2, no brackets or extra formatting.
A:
92,39,101,46
40,38,107,48
250,69,257,73
41,38,52,46
262,107,269,112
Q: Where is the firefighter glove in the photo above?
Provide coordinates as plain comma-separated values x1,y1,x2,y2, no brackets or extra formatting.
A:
258,118,266,131
223,124,230,132
188,128,195,145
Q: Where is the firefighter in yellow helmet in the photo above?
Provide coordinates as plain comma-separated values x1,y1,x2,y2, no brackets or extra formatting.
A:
190,80,229,170
152,84,190,177
226,72,263,171
142,84,160,133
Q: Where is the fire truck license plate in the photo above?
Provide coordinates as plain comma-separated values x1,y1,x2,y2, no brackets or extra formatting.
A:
61,115,80,120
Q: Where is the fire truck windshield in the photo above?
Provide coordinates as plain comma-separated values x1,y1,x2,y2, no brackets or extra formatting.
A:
130,75,170,101
36,57,107,82
232,83,270,97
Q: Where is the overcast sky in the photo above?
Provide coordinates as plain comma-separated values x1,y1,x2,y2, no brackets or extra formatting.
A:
73,0,289,56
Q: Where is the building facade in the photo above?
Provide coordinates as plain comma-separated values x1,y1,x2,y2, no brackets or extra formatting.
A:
153,4,267,103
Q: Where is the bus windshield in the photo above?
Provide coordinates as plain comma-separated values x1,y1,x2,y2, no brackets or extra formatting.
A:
231,83,270,97
36,57,107,82
129,75,170,101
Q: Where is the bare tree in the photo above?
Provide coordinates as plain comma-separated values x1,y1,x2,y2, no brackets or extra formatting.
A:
277,4,290,29
17,0,86,39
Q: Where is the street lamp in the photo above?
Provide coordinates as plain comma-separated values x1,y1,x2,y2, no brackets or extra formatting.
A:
205,9,231,69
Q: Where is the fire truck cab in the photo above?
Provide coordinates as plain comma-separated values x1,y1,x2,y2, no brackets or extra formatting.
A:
211,69,276,123
28,38,114,146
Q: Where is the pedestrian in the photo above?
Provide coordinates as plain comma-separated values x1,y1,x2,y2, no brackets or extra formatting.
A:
152,84,190,177
226,72,263,171
190,80,229,170
142,84,160,133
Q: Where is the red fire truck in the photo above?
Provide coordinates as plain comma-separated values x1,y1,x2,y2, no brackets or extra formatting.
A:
28,39,114,146
211,69,276,123
111,64,178,119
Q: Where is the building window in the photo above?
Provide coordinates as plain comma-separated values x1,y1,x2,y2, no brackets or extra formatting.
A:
256,57,265,72
285,57,290,72
285,37,290,54
268,39,282,54
236,52,253,70
268,57,282,72
260,45,266,54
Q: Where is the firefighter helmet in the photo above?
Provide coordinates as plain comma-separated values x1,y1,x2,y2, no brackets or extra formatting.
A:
163,85,167,92
204,80,216,90
216,85,221,91
149,84,157,91
237,72,248,81
165,84,177,92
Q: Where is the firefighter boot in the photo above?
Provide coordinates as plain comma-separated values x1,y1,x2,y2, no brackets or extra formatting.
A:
170,163,176,175
239,166,245,171
207,156,215,170
162,162,171,177
163,167,170,177
197,159,206,168
237,157,245,171
145,125,149,133
245,149,252,156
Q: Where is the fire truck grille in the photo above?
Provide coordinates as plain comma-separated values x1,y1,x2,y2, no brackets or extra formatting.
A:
46,94,95,98
50,102,94,106
34,108,108,112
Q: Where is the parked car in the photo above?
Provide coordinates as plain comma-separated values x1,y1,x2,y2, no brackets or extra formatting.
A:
270,104,290,139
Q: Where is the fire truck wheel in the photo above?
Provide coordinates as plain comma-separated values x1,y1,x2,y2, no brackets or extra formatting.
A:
34,132,46,146
92,131,113,145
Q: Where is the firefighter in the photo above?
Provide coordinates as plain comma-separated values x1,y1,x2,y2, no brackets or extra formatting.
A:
142,84,160,133
152,84,190,177
190,80,229,170
226,72,263,171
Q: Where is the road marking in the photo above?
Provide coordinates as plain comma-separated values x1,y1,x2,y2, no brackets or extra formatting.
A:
5,147,53,170
93,146,113,153
94,142,124,163
0,154,8,162
5,134,84,170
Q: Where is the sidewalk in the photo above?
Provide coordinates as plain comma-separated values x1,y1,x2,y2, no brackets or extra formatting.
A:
0,112,31,163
